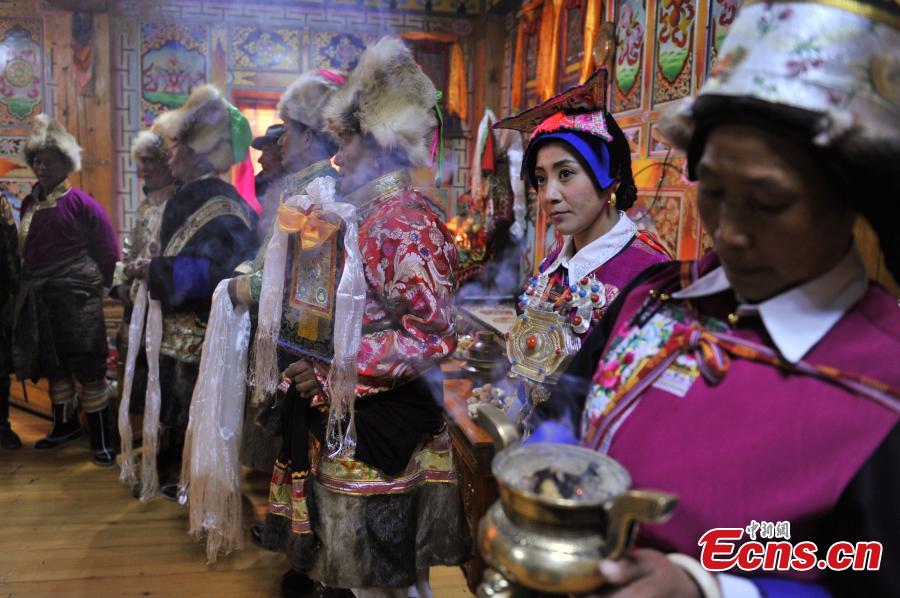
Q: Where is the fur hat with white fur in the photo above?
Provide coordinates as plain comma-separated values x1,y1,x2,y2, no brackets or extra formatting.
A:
278,69,345,133
323,37,439,168
165,84,236,173
131,111,176,164
24,114,82,173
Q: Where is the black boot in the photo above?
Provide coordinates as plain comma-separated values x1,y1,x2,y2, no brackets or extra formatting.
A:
250,522,265,548
86,406,117,466
34,402,83,450
0,422,21,449
281,569,316,597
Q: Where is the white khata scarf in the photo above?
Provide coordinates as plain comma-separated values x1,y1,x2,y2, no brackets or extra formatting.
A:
251,176,366,457
178,278,251,564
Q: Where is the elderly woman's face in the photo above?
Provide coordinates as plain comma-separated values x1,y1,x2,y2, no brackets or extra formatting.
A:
696,124,855,302
31,148,71,191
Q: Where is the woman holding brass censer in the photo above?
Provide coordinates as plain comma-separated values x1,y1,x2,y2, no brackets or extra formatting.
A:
495,68,670,434
519,0,900,595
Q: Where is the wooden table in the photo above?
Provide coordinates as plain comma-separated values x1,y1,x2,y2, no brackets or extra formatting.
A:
444,374,499,594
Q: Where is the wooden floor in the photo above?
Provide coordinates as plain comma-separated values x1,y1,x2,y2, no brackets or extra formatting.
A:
0,408,472,597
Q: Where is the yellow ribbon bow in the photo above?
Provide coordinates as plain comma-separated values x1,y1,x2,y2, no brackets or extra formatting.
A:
277,203,340,250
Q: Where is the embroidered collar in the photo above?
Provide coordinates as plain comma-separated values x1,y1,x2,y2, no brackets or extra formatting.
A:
672,249,868,363
144,183,176,206
545,212,637,283
34,180,71,209
342,169,411,209
283,158,335,196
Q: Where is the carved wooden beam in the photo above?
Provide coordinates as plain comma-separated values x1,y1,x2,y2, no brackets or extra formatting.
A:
44,0,109,13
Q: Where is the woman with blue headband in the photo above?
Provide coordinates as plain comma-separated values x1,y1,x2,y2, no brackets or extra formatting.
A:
496,70,671,435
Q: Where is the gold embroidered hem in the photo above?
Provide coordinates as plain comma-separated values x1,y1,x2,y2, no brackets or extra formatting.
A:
316,428,456,496
163,196,250,256
342,169,411,213
159,312,206,363
268,459,313,534
283,159,336,199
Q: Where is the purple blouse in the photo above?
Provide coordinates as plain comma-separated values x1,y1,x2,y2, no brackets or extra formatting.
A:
20,185,120,286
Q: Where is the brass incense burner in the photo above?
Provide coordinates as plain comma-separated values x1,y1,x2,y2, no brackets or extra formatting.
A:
474,405,678,596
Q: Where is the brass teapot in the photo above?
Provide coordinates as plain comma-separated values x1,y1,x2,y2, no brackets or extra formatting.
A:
475,405,678,596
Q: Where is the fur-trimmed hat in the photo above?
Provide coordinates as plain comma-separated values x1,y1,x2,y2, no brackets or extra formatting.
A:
24,114,82,173
131,111,175,164
278,69,345,133
166,84,251,173
324,37,439,168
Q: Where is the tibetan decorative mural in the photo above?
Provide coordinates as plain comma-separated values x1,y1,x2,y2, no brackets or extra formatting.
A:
0,180,28,222
312,32,371,72
113,0,474,248
632,193,682,252
614,0,646,112
232,27,301,72
140,23,208,125
708,0,739,70
0,19,42,125
0,133,30,221
629,159,702,257
622,125,641,158
648,121,674,157
652,0,696,105
0,134,30,177
598,0,746,261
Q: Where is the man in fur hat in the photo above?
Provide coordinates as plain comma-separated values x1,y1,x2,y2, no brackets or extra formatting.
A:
129,84,258,498
1,194,21,450
252,123,284,220
111,115,177,454
229,69,344,309
13,114,120,466
114,116,177,306
261,38,470,596
228,71,343,593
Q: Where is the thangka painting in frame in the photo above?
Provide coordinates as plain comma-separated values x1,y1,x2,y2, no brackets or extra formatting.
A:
557,0,587,92
0,19,43,125
707,0,742,72
652,0,697,105
613,0,647,113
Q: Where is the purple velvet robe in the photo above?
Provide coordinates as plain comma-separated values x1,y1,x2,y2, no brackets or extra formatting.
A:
581,252,899,585
21,185,120,286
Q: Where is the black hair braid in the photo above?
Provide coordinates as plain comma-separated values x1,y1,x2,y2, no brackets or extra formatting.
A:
853,154,900,284
604,115,638,210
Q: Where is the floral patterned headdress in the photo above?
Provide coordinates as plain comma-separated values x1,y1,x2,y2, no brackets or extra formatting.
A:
495,68,623,190
493,67,611,141
659,0,900,157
